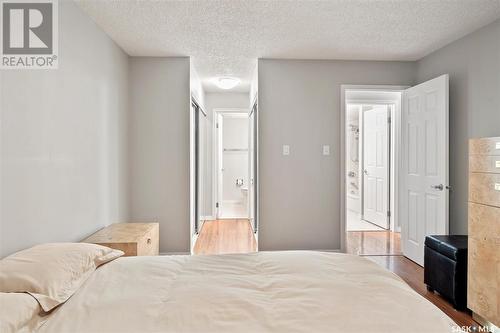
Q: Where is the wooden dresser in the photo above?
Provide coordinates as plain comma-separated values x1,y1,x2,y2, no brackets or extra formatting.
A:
468,137,500,328
83,223,159,257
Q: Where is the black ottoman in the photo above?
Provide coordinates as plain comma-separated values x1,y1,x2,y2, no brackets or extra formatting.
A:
424,235,468,310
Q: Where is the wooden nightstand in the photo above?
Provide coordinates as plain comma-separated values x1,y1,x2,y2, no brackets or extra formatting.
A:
83,223,159,256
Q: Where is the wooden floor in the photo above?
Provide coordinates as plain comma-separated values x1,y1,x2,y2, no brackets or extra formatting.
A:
367,255,477,328
346,230,402,255
346,230,477,328
193,219,257,255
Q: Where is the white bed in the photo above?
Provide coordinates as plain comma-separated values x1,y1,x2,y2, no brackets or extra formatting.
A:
32,251,455,333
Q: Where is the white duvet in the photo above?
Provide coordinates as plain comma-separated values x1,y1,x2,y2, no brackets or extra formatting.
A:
37,251,456,333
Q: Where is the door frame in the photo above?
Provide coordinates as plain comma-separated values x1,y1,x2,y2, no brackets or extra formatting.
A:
248,100,259,235
213,108,249,219
340,85,409,252
189,96,207,253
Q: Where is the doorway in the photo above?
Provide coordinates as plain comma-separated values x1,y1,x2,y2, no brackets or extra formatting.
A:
344,89,403,256
191,99,259,255
342,75,450,266
344,91,402,234
215,110,250,219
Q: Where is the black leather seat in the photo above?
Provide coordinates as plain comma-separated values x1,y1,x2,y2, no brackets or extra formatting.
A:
424,235,468,310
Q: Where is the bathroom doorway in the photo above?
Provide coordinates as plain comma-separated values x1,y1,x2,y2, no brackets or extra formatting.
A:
343,87,404,257
343,88,404,234
215,110,250,219
346,103,394,231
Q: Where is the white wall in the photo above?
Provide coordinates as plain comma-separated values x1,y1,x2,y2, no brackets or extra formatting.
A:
205,92,250,110
0,1,129,257
257,59,416,251
416,18,500,235
345,105,360,212
128,57,191,254
202,92,250,218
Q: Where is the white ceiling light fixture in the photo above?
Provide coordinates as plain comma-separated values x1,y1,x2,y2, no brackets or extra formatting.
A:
213,77,240,90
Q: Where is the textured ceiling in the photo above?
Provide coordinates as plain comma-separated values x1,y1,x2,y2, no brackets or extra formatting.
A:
75,0,500,92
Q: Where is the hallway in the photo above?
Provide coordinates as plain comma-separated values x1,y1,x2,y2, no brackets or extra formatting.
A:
193,219,257,255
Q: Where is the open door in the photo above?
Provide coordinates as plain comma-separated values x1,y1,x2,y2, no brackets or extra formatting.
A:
400,74,449,266
362,105,390,229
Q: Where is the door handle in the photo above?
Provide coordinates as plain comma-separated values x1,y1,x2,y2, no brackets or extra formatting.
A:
363,169,368,175
431,184,444,191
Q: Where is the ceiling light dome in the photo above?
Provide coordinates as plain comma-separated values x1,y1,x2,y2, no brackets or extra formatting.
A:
214,77,240,90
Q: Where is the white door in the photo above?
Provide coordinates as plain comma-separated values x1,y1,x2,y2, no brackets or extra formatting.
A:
401,74,449,266
362,106,390,229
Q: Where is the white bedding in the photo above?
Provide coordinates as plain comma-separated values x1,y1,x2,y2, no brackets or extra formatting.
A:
37,251,456,333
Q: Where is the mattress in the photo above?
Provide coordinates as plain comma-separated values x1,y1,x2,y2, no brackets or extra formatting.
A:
37,251,456,333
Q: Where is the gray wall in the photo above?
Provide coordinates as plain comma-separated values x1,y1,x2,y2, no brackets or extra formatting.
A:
416,18,500,234
257,59,416,251
258,19,500,250
128,57,191,254
0,1,129,257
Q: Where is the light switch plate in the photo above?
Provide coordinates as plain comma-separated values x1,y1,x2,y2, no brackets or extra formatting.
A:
496,160,500,168
495,183,500,191
496,142,500,150
282,145,290,156
323,145,330,156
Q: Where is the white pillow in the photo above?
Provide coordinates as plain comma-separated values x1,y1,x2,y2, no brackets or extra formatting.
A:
0,293,45,333
0,243,123,312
